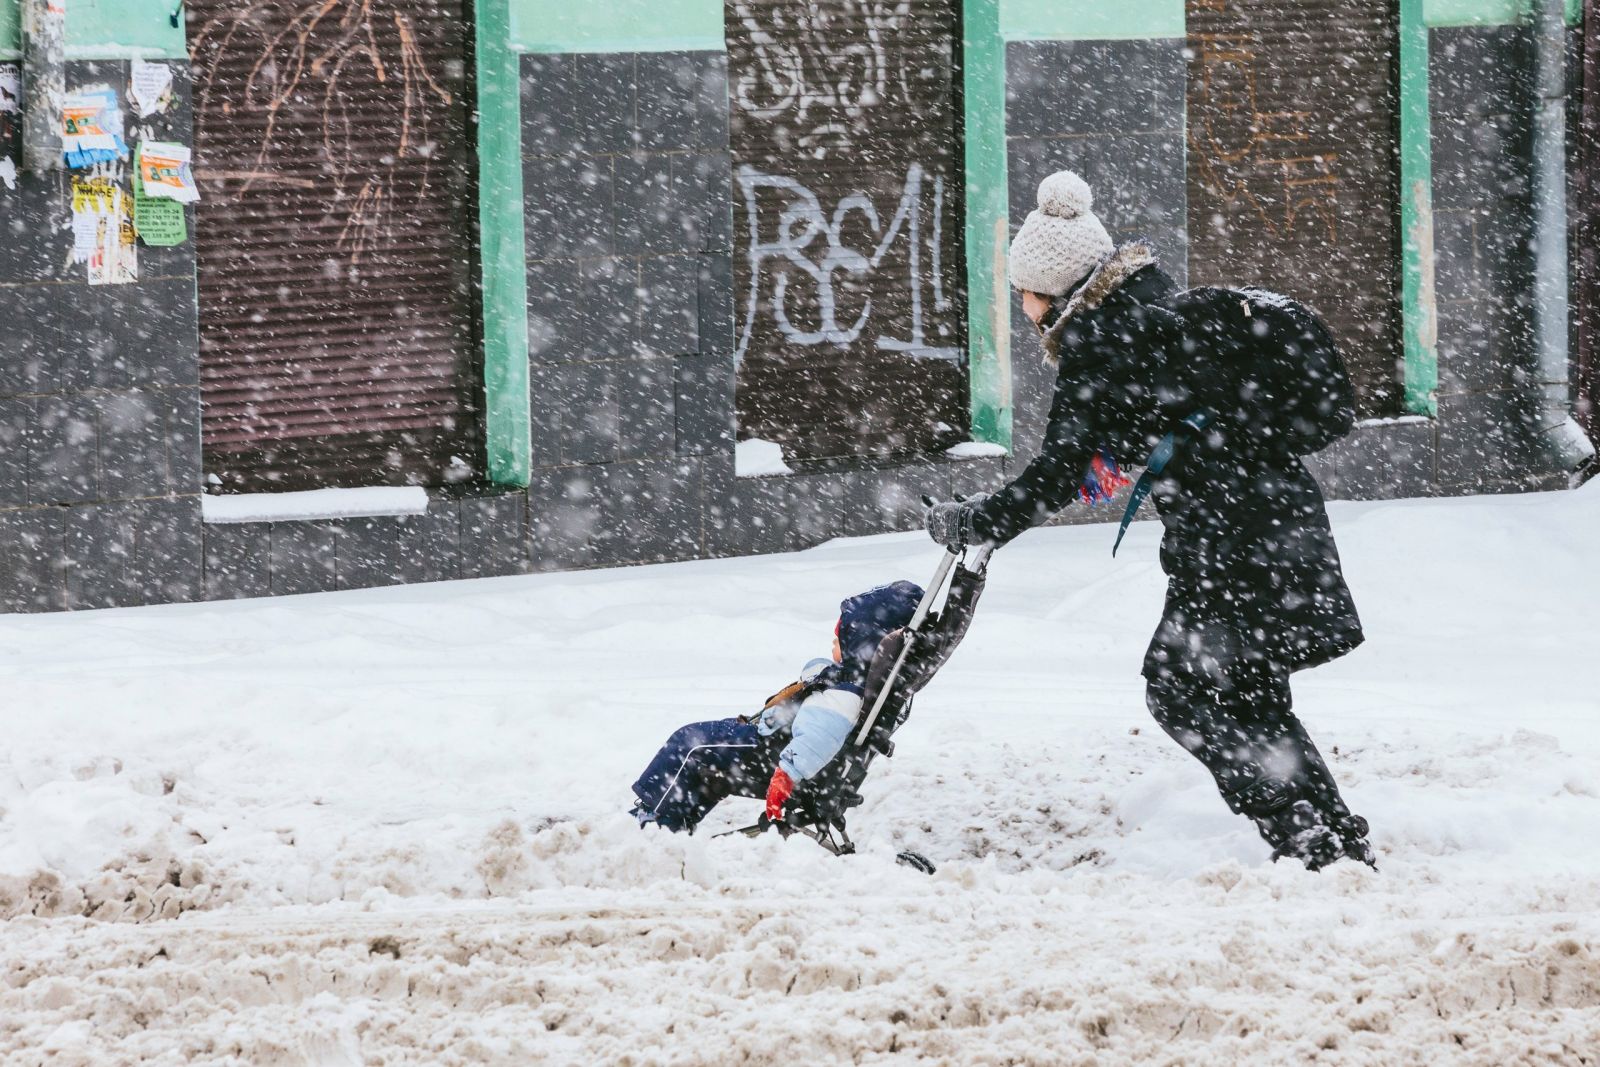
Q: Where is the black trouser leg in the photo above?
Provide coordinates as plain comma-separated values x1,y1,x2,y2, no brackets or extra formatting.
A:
1144,661,1356,847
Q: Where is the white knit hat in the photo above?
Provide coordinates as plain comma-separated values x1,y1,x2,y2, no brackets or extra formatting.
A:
1008,171,1114,296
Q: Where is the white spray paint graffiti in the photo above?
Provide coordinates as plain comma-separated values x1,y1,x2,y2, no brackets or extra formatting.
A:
734,163,960,364
729,1,914,128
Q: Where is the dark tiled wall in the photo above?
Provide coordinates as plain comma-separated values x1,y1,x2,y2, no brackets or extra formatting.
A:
1003,38,1189,492
0,60,202,610
1429,24,1547,492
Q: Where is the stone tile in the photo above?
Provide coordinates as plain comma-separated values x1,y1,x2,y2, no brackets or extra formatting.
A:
550,362,620,464
637,255,699,356
527,256,636,363
163,388,203,495
1005,39,1186,139
270,523,339,596
97,390,169,500
122,276,201,387
0,398,30,507
460,493,530,578
1437,300,1526,396
674,353,735,456
570,53,637,154
613,153,679,255
1,284,58,394
841,459,952,538
336,516,422,591
0,507,67,612
0,169,70,285
1436,389,1539,490
524,154,614,258
1429,25,1531,120
1008,134,1185,237
528,466,603,570
204,523,272,600
675,152,733,254
1430,113,1532,212
600,457,704,564
949,456,1008,501
62,503,141,609
1432,210,1479,304
1335,421,1437,500
521,53,577,155
636,52,727,151
135,499,203,604
28,395,100,505
696,254,735,355
619,360,677,460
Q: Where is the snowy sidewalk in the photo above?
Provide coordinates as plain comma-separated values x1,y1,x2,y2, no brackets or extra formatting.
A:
2,485,1598,1064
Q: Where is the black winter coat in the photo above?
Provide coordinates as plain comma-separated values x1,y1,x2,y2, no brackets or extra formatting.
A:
970,241,1364,678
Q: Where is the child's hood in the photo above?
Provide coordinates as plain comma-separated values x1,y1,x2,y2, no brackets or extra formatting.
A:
836,581,924,675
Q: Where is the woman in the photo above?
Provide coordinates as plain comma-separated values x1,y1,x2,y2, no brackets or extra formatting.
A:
924,171,1372,870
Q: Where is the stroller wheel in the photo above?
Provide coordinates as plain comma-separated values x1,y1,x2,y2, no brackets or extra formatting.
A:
895,850,936,876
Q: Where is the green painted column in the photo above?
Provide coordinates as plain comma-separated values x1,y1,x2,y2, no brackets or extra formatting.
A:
1400,0,1440,415
476,0,532,487
964,0,1011,448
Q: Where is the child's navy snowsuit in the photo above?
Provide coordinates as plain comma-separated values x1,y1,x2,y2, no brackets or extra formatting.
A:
631,581,922,832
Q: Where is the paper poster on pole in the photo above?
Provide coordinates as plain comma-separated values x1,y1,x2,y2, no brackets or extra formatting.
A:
71,175,137,284
133,143,189,246
62,84,129,168
0,66,20,113
137,141,200,203
130,59,174,118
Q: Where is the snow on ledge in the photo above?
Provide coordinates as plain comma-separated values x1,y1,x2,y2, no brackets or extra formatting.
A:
945,440,1009,459
735,438,794,478
202,487,430,525
1356,415,1432,428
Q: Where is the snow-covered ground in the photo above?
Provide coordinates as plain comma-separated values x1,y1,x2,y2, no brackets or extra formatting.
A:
3,484,1599,1065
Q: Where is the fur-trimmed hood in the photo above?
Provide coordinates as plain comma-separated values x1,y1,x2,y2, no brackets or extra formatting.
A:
1038,240,1158,364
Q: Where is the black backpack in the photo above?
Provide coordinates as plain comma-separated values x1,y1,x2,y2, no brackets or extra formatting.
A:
1168,286,1357,458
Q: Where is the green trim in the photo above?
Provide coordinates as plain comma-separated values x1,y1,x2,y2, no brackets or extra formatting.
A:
964,0,1011,449
2,0,186,60
999,0,1184,41
1400,0,1439,416
509,0,724,54
477,0,532,486
1423,0,1581,26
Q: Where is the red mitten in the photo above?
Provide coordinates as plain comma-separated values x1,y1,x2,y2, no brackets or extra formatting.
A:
765,768,795,821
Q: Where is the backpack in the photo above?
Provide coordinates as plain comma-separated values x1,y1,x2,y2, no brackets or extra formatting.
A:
1167,286,1357,458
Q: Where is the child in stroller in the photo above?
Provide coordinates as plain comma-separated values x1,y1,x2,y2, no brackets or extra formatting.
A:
629,549,990,860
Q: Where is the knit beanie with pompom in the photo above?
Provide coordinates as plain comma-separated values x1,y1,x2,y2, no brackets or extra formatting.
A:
1008,171,1114,296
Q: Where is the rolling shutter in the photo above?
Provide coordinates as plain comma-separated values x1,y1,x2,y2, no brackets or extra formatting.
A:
188,0,480,492
1186,0,1403,416
727,0,969,463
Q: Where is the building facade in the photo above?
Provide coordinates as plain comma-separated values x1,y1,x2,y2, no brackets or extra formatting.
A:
0,0,1593,612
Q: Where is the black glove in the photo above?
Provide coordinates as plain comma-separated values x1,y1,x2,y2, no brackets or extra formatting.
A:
923,494,989,550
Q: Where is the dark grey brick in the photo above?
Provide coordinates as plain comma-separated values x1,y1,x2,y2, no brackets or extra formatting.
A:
28,395,99,505
122,276,201,387
1005,39,1185,139
1333,421,1437,501
135,499,202,604
675,152,732,254
336,516,425,591
1,284,59,394
98,391,169,500
164,388,203,494
75,285,128,389
619,360,676,460
0,168,70,285
600,457,704,564
527,257,635,362
0,507,67,612
613,153,678,254
1432,210,1479,303
552,362,620,464
570,53,637,153
270,523,338,596
949,455,1007,501
637,52,727,151
1437,300,1528,395
0,398,29,507
674,353,735,456
460,493,530,578
1007,134,1186,237
1436,389,1540,489
638,255,699,356
521,53,577,154
1429,25,1531,120
1431,113,1532,212
697,254,735,355
62,503,140,609
841,459,951,538
524,155,613,258
528,467,602,570
204,523,272,600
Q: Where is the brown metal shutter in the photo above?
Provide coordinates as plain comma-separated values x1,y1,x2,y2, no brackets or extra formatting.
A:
727,0,969,463
1185,0,1403,416
188,0,481,492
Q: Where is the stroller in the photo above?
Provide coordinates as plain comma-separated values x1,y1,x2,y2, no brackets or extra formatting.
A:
721,545,992,873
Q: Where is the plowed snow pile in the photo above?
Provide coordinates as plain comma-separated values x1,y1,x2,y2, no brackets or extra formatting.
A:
3,486,1599,1065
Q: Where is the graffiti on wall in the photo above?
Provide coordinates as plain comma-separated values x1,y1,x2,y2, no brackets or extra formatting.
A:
734,162,958,363
1188,31,1341,242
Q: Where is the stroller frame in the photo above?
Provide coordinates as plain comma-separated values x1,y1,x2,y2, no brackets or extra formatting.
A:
721,545,992,870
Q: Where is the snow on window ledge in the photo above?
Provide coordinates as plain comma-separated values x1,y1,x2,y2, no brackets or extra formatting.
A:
944,441,1009,459
201,486,430,525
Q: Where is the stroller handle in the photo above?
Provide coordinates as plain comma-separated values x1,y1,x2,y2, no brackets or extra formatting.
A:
853,544,988,746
